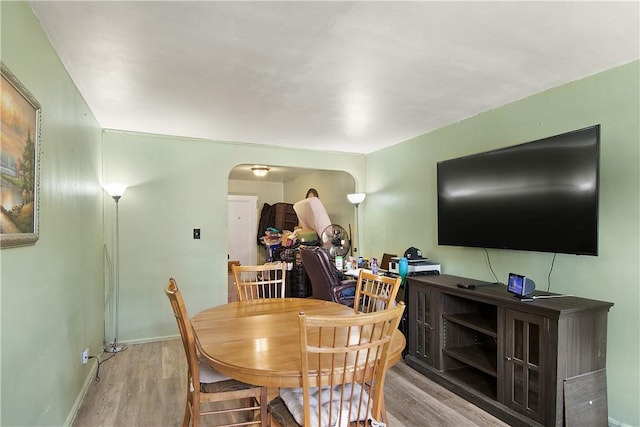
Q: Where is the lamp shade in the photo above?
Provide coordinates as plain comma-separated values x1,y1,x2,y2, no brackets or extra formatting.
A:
347,193,366,205
103,183,128,198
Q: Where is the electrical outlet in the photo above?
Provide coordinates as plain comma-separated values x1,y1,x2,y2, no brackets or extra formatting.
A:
82,348,89,365
193,228,201,239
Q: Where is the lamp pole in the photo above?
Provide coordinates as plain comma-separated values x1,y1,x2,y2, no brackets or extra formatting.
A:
354,204,360,255
104,184,127,353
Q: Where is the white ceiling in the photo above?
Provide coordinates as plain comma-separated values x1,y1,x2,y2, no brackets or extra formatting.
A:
30,1,639,154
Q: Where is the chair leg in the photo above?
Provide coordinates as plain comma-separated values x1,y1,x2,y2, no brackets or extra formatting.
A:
260,387,268,427
191,397,200,427
380,396,388,426
183,396,191,427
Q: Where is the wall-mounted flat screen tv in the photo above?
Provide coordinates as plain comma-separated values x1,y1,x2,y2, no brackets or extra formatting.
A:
437,125,600,256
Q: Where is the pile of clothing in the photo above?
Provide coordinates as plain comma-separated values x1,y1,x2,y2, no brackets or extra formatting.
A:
257,196,333,261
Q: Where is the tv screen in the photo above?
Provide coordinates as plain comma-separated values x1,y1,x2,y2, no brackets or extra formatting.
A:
437,125,600,256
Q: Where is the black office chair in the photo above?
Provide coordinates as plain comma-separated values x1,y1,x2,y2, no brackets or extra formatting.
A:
299,246,356,307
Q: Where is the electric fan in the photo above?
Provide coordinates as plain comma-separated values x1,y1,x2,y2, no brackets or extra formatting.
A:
320,224,351,258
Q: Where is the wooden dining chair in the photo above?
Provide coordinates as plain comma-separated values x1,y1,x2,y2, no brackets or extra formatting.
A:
165,278,268,427
353,270,402,314
352,270,402,425
268,303,405,427
232,262,287,301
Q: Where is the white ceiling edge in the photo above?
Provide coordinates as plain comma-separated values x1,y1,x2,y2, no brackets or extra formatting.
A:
29,1,640,154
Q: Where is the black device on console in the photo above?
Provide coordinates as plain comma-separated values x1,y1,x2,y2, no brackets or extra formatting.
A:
507,273,535,299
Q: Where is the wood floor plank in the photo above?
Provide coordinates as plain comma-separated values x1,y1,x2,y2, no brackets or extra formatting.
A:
116,342,154,425
385,369,477,426
162,338,184,380
72,353,126,427
384,411,406,427
73,339,509,427
385,362,509,427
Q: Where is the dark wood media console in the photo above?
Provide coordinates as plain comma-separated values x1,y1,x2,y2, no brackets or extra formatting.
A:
405,274,613,426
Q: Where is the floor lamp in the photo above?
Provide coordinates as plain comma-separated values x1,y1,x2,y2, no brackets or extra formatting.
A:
104,183,128,353
347,193,366,256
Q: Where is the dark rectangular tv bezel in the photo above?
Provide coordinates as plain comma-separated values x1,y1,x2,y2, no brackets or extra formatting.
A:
436,125,600,256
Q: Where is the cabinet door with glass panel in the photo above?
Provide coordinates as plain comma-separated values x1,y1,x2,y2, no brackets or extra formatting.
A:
503,309,550,425
408,284,437,367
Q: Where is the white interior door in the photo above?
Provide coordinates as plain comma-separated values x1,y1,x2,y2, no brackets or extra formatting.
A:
227,195,258,266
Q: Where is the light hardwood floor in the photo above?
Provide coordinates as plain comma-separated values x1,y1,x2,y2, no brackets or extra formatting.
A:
72,339,509,427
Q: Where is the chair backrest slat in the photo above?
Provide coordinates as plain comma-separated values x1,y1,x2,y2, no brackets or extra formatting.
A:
354,270,402,313
233,263,287,301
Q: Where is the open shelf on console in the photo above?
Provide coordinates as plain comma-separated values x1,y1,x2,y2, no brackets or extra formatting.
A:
445,366,497,400
443,343,497,377
443,312,497,338
441,293,498,383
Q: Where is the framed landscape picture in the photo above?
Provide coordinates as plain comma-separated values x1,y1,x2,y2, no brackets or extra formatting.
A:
1,63,41,248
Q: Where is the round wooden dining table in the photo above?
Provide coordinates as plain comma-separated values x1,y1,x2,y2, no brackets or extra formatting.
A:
191,297,406,388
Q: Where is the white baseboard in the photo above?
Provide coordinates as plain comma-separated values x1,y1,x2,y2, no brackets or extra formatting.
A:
110,333,179,346
64,359,99,427
608,416,633,427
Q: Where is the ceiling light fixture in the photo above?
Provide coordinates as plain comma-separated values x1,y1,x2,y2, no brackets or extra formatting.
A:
251,166,270,177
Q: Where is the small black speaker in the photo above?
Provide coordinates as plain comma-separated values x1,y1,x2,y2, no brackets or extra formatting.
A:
507,273,535,296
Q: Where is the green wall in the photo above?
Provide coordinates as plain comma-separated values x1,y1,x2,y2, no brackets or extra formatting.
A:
101,130,365,343
2,1,638,425
1,2,104,426
282,170,357,237
365,61,640,426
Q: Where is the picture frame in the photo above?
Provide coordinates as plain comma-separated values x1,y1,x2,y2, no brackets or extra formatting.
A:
1,63,41,248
